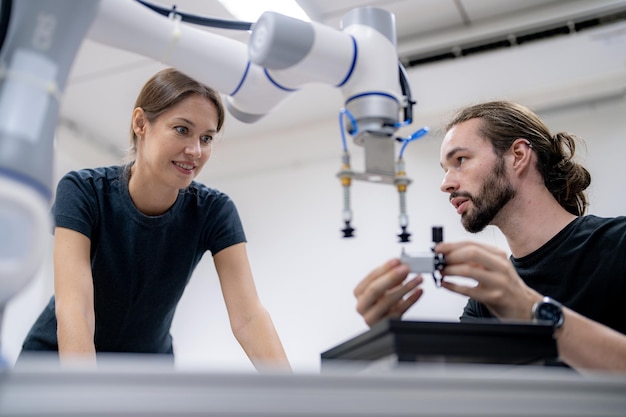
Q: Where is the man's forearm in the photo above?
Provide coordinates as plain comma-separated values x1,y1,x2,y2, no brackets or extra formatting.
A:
557,308,626,373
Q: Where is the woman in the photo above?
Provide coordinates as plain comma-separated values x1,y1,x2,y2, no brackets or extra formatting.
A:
20,68,290,370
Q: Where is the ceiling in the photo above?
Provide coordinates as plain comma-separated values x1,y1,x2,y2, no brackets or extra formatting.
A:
59,0,626,158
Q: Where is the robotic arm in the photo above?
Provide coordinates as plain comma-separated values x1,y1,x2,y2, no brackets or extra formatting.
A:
0,0,100,310
0,0,426,338
248,9,420,239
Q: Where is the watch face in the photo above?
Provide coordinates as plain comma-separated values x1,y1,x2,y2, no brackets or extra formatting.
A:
537,302,563,327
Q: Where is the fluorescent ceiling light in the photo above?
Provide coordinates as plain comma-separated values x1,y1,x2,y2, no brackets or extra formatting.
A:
219,0,310,22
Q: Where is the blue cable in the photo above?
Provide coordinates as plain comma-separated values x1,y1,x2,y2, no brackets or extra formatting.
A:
394,118,412,129
398,126,429,158
338,109,358,152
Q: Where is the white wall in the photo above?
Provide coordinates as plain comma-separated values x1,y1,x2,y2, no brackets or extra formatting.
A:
2,19,626,371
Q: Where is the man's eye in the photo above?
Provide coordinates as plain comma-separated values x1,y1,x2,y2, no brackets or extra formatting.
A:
175,126,188,135
200,135,213,145
457,156,466,165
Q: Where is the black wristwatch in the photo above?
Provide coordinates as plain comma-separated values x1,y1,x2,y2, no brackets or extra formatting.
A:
532,296,564,329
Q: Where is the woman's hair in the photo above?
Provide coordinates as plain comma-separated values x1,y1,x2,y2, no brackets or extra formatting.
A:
128,67,225,156
445,100,591,216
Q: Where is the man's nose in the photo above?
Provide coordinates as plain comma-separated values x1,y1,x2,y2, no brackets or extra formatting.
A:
440,171,459,193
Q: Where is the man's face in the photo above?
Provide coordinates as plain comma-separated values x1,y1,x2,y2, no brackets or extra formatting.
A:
439,118,515,233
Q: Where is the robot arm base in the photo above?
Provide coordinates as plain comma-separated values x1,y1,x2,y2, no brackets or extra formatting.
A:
0,177,51,307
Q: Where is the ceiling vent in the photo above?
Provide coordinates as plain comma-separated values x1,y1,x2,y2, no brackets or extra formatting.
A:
403,7,626,68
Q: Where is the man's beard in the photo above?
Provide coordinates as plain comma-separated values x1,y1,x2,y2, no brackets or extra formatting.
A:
459,159,515,233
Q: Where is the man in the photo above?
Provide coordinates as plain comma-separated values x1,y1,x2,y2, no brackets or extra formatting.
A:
354,101,626,372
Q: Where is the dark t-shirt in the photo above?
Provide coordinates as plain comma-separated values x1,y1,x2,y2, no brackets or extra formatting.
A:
461,215,626,335
21,165,246,354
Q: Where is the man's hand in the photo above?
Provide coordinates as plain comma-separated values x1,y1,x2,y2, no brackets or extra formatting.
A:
354,258,424,327
435,241,541,320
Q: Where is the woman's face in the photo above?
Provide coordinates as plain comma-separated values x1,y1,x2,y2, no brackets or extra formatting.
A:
134,94,219,190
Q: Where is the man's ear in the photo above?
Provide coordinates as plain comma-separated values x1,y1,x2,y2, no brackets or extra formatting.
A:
132,107,146,137
511,138,533,173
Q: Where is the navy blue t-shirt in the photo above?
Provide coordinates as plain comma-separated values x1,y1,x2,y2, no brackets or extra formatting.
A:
22,165,246,354
461,215,626,335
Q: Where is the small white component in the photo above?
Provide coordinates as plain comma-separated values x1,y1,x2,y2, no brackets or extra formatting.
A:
400,250,436,273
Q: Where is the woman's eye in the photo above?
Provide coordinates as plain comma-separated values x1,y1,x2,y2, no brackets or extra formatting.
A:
175,126,188,135
200,135,213,145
